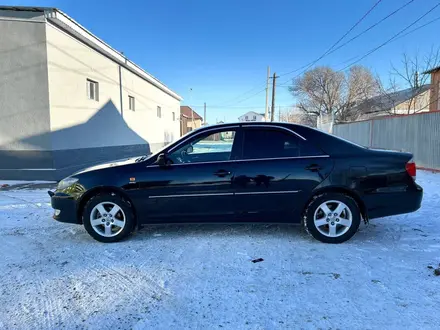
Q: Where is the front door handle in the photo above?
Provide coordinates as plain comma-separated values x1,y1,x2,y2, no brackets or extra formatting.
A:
214,170,231,177
305,164,322,171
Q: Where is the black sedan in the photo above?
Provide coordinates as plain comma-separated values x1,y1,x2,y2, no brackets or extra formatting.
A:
49,122,423,243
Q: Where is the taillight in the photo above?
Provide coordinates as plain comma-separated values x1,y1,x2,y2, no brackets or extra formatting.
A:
406,159,416,180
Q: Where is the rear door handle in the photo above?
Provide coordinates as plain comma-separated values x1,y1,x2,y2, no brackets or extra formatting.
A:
214,170,231,177
305,164,322,171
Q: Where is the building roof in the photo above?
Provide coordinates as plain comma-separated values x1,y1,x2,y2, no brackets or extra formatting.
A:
0,5,182,101
238,111,265,118
180,106,203,120
423,66,440,74
354,84,431,115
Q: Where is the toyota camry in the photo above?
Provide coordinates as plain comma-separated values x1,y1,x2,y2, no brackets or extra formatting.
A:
49,122,423,243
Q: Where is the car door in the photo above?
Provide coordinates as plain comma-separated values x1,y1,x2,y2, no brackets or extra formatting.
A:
232,125,333,222
136,126,242,222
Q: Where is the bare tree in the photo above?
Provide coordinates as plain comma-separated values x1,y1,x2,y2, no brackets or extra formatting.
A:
289,65,378,124
390,47,440,114
279,107,317,127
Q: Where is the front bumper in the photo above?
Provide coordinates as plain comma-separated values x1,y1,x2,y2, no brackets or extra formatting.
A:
49,191,80,224
365,184,423,220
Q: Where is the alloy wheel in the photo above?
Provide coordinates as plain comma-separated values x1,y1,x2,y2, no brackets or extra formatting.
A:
313,200,353,238
90,202,126,237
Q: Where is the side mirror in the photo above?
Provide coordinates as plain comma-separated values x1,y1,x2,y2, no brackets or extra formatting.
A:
156,153,169,167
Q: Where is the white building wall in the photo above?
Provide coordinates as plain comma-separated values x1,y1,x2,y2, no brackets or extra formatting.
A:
0,10,51,151
238,111,266,122
120,65,180,150
45,22,179,152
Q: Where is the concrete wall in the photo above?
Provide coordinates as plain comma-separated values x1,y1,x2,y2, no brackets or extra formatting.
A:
333,112,440,170
0,10,52,174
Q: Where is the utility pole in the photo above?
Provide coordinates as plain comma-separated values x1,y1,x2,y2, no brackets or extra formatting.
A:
203,102,207,126
270,72,279,122
189,88,194,129
265,66,270,121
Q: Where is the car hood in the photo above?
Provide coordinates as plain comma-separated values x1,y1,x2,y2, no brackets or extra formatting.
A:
73,156,145,175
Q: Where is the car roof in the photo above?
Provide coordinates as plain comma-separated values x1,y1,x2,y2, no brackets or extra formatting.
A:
200,122,365,156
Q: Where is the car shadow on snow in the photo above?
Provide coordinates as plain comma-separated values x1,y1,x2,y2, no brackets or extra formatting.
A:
134,223,307,241
61,216,420,245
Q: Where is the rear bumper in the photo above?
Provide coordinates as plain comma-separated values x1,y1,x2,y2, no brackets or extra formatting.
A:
365,184,423,219
49,191,80,224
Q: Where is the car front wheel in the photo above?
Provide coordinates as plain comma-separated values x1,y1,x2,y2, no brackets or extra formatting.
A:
83,193,135,243
304,193,361,244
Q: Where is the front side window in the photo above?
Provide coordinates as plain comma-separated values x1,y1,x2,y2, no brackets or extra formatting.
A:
242,128,324,159
157,106,162,118
168,130,236,164
87,79,99,101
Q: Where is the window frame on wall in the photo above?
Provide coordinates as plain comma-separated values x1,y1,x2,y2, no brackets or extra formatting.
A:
86,79,99,101
128,95,135,111
157,106,162,118
172,112,176,121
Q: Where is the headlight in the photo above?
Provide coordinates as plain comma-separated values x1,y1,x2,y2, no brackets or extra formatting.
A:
57,177,79,190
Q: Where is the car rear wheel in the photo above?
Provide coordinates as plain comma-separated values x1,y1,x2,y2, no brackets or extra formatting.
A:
304,193,361,244
83,193,135,243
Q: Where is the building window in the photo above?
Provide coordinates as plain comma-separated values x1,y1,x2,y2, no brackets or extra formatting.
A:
157,106,162,118
86,79,99,101
172,112,175,121
129,96,135,111
245,115,248,120
253,115,256,120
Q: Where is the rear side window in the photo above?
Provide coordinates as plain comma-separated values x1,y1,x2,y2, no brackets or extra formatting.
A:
242,128,324,159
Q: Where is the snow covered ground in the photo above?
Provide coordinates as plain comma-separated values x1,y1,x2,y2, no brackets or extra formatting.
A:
1,171,440,330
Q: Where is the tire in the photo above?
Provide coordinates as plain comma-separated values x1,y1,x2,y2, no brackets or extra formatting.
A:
83,193,135,243
303,193,361,244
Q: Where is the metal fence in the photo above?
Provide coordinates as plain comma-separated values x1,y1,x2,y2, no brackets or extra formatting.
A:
333,111,440,170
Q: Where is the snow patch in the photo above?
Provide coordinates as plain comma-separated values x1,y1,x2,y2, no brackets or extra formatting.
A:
1,171,440,329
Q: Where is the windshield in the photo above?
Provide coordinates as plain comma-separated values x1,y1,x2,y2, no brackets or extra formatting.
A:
135,127,204,162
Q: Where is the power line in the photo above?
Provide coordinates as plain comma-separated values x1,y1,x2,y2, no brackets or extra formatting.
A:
226,87,267,106
279,4,440,90
217,0,383,108
277,0,418,87
338,2,440,71
215,82,267,107
278,0,383,80
190,105,294,109
323,0,416,59
393,14,440,41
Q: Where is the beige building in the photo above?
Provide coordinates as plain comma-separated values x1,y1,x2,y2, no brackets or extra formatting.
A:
423,66,440,112
0,6,182,180
353,85,431,120
180,106,203,135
